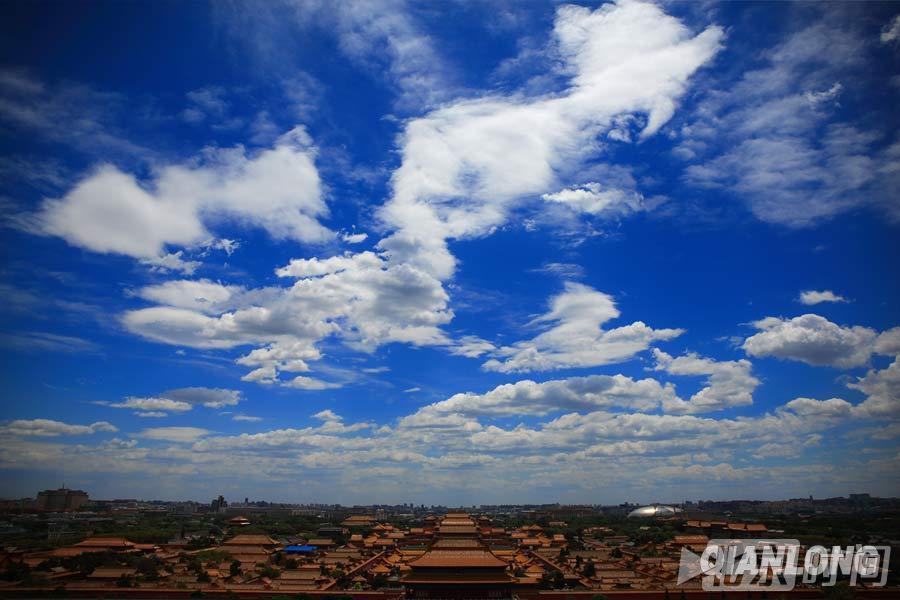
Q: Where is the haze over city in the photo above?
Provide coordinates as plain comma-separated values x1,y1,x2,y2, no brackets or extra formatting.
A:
1,0,899,507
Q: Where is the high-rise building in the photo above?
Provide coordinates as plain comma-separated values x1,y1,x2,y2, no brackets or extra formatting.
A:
35,487,89,511
211,495,228,512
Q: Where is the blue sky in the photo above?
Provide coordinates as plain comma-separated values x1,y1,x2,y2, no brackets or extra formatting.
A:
1,0,898,505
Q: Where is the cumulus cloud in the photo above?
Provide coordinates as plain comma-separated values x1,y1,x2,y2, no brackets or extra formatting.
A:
653,349,760,414
874,327,900,356
377,0,722,279
849,358,900,417
483,282,682,373
0,419,117,437
133,279,254,315
96,387,242,416
799,290,848,305
412,375,677,419
5,374,897,500
35,127,331,262
742,314,880,368
542,182,644,216
124,251,451,385
162,387,243,408
781,397,853,418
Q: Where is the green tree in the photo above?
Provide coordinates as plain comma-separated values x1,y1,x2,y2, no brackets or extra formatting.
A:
1,561,31,583
259,565,281,579
553,570,565,588
135,557,159,580
229,560,242,577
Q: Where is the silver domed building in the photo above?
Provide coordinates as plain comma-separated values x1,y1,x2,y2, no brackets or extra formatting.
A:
627,505,681,518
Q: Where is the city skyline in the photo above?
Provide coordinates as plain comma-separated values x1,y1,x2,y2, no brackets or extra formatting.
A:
1,1,899,504
7,487,892,509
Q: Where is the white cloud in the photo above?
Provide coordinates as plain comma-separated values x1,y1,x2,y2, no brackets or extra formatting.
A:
207,238,240,255
275,252,375,278
412,375,677,419
849,358,900,417
803,82,842,107
403,387,421,393
139,251,202,275
0,331,100,354
377,1,722,280
181,86,230,124
342,232,368,244
483,282,682,373
447,336,497,359
312,409,340,422
530,262,585,279
881,15,900,44
5,370,897,501
106,397,193,413
653,349,759,414
36,126,331,261
300,0,455,110
799,290,847,305
134,279,255,315
680,13,900,225
0,68,149,159
124,250,451,384
0,419,117,437
162,387,243,408
139,427,211,443
781,397,853,418
742,314,878,368
542,182,644,216
284,376,342,390
97,387,242,416
874,327,900,356
232,414,263,422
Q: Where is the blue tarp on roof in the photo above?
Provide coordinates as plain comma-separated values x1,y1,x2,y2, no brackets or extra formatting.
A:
283,544,318,553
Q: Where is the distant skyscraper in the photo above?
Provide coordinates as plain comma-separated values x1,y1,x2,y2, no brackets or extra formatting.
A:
35,487,88,511
211,495,228,512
